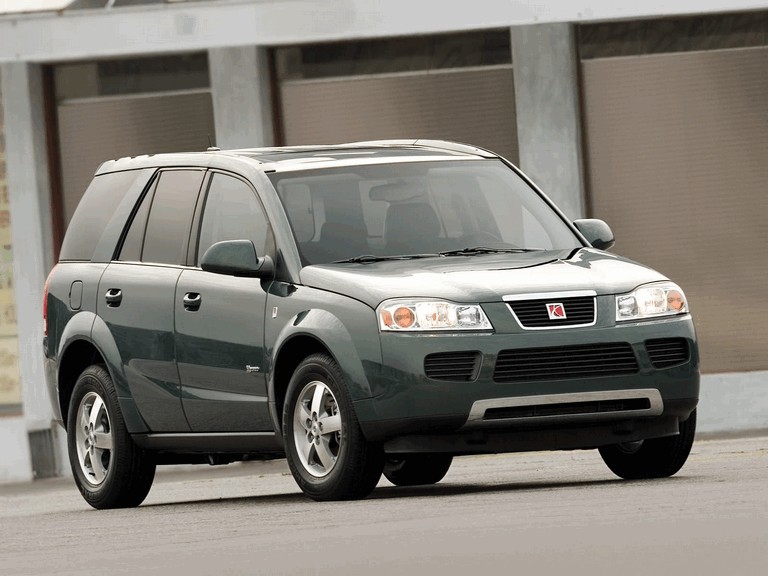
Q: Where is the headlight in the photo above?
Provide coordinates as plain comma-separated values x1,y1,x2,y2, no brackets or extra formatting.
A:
378,299,493,331
616,282,689,322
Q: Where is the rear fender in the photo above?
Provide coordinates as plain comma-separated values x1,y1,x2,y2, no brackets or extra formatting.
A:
58,313,149,434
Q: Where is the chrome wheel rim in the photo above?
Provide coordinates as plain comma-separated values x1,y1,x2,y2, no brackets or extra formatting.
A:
292,380,342,478
74,391,114,486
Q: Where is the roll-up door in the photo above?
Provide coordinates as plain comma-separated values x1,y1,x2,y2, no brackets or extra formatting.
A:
581,47,768,373
279,67,518,163
57,90,214,226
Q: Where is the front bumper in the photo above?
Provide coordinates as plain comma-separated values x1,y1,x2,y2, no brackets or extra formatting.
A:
354,313,699,447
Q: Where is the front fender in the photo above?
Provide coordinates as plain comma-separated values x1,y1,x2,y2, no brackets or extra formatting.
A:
270,308,379,400
266,285,383,428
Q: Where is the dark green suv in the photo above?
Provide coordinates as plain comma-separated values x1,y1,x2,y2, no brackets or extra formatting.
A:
43,140,699,508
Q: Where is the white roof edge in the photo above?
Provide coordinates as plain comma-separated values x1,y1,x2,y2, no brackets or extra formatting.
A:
0,0,71,16
1,0,766,63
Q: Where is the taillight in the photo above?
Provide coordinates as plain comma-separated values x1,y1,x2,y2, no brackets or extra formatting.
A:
43,267,55,336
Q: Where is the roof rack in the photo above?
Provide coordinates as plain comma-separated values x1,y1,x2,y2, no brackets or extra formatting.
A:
345,139,497,158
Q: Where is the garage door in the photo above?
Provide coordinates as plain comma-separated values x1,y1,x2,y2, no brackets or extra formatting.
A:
279,66,518,163
582,46,768,373
57,90,214,226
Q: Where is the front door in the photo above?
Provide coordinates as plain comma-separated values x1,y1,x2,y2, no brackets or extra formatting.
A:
175,172,273,432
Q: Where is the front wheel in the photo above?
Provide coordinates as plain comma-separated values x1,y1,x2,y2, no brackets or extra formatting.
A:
67,365,156,509
599,409,697,480
384,454,453,486
282,354,384,501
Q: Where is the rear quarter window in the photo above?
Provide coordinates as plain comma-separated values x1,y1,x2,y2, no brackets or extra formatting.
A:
60,170,150,261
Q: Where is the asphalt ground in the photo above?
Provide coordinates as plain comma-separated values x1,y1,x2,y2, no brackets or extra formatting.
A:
1,434,766,575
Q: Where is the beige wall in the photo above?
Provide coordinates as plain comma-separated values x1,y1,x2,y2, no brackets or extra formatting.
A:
280,67,518,164
582,47,768,374
0,80,22,414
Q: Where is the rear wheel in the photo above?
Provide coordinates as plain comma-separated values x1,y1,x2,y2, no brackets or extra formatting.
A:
67,365,156,509
383,454,453,487
283,354,384,501
599,409,697,479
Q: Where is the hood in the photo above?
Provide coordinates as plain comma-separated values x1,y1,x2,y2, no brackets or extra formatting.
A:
298,248,667,308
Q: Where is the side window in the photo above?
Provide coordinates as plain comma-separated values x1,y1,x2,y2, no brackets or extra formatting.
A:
118,178,155,262
119,170,204,265
197,173,270,263
60,170,150,261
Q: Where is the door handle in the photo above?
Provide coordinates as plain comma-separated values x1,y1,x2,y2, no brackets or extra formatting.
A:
183,292,202,311
105,288,122,307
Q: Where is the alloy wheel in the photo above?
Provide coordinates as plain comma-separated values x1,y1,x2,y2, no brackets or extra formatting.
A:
74,391,114,486
292,380,343,478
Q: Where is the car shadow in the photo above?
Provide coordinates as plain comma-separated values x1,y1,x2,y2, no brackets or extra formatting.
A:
139,474,696,509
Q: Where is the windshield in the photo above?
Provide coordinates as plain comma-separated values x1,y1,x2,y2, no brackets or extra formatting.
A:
268,159,582,265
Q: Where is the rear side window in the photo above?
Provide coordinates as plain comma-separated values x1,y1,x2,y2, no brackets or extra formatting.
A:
118,170,204,265
60,170,147,261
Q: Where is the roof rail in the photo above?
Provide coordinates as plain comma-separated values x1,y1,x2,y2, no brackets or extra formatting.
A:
346,139,497,158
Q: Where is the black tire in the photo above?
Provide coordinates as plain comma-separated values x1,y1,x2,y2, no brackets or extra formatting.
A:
383,454,453,487
66,365,156,509
599,409,697,480
282,353,384,501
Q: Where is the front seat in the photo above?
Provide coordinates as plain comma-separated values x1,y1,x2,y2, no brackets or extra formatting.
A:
384,202,442,255
316,221,369,262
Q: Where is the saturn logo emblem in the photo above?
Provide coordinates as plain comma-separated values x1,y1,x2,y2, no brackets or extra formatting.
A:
546,303,567,320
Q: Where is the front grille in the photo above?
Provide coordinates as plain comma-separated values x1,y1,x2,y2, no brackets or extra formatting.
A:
645,338,690,368
424,351,481,382
493,342,639,382
507,296,595,328
484,398,652,420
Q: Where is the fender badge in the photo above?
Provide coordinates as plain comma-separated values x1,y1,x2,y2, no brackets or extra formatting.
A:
246,365,260,373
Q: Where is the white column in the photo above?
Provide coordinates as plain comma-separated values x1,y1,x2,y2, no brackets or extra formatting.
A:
1,62,58,480
511,23,585,220
209,46,275,149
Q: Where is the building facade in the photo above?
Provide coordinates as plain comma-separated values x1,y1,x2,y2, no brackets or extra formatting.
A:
1,0,767,482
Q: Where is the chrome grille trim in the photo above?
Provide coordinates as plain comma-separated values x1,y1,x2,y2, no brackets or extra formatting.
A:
503,290,597,330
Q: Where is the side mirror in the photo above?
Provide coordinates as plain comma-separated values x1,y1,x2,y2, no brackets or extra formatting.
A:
200,239,274,277
573,219,615,250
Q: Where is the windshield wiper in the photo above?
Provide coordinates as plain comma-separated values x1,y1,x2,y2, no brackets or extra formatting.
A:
332,253,438,264
439,246,543,256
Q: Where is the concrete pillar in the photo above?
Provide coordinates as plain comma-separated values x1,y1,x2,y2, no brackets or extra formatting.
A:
511,23,585,220
1,62,59,480
208,46,275,149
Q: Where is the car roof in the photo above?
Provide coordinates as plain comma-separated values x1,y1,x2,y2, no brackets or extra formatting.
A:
94,139,498,175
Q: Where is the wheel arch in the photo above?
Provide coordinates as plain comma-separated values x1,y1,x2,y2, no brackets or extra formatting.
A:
268,308,380,432
57,314,149,434
269,334,333,431
57,339,106,430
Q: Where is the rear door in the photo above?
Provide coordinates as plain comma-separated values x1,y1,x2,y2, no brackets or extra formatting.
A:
98,169,205,432
175,172,274,432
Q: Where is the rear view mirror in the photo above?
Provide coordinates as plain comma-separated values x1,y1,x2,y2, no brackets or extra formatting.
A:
574,219,615,250
200,239,274,277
